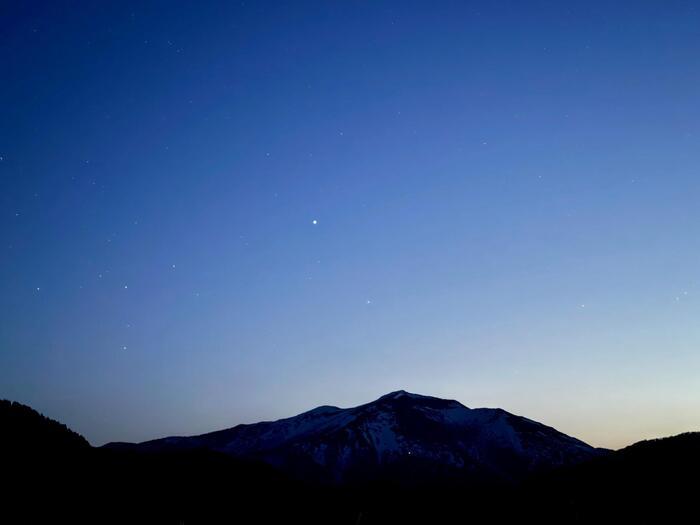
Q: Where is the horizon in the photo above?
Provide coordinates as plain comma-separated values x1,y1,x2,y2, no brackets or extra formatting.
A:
8,387,693,451
3,1,700,452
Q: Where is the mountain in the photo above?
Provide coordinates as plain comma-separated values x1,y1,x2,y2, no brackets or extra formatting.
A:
105,390,603,486
0,399,90,453
4,396,700,524
518,431,700,523
1,399,346,524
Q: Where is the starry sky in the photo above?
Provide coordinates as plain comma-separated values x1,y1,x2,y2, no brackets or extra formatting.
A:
2,1,700,449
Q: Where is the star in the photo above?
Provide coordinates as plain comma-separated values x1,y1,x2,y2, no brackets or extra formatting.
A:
312,219,318,225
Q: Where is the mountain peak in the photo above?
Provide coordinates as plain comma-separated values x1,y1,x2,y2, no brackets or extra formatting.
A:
374,390,462,408
377,390,433,401
113,391,603,486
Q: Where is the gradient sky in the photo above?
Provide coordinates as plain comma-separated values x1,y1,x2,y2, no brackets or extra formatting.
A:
2,1,700,449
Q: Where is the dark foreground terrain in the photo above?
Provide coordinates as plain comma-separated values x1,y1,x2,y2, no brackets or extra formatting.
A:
2,398,698,524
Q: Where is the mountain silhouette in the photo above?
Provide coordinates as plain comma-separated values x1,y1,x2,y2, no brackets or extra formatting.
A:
518,431,700,523
4,396,699,524
1,399,90,453
105,390,602,486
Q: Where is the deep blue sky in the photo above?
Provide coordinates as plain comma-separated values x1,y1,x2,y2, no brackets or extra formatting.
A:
2,1,699,448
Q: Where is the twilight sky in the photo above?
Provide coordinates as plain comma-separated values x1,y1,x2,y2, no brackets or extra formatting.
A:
2,1,700,449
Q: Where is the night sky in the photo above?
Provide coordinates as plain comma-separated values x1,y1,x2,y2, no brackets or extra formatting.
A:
2,1,700,448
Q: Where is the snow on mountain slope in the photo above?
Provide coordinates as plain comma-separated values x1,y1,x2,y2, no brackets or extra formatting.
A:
106,390,603,485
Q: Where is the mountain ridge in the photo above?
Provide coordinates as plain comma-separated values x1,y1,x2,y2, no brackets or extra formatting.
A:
105,390,603,485
4,396,700,523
